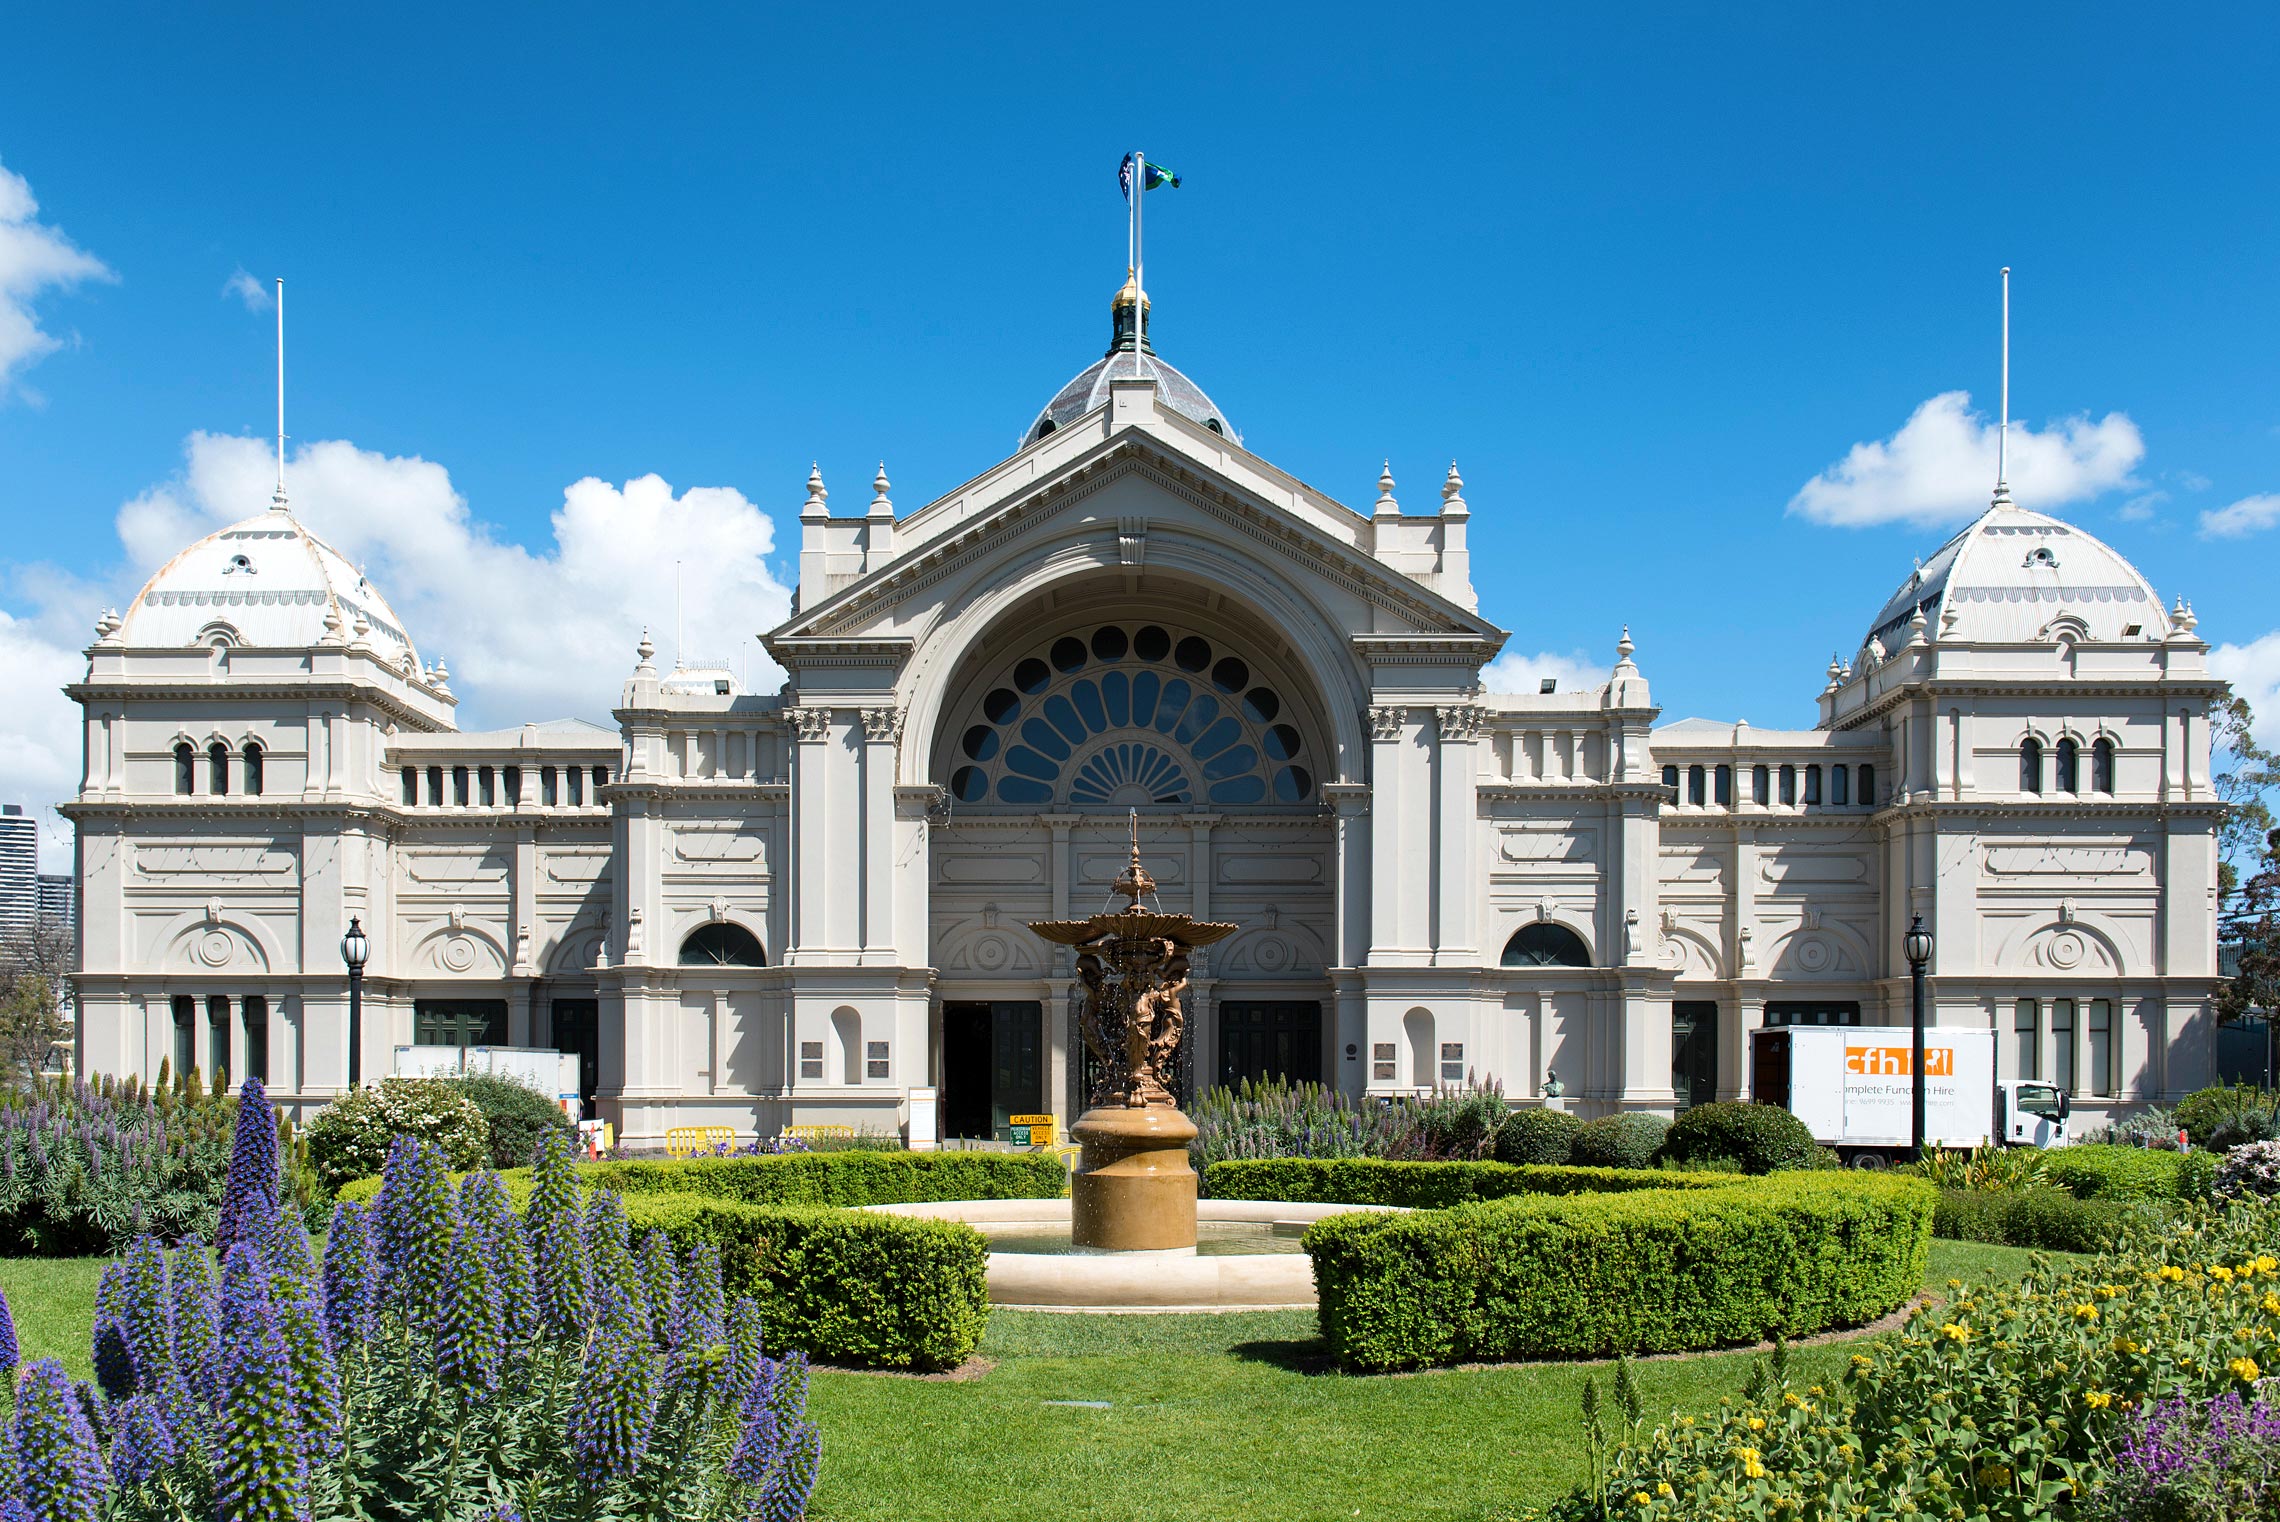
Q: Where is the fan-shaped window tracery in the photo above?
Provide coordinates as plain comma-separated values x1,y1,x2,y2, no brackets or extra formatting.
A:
946,622,1315,808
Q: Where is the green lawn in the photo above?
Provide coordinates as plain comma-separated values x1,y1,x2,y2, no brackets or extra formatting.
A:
0,1240,2068,1522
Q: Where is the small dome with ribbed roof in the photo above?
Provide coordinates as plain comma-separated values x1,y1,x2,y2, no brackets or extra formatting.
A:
1864,497,2170,652
1024,273,1235,447
118,500,420,665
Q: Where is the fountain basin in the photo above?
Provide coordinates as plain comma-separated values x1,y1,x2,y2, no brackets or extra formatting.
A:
862,1198,1407,1312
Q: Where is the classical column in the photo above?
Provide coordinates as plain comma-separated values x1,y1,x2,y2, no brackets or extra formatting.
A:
1366,705,1412,965
860,707,902,962
1433,705,1482,963
785,707,834,959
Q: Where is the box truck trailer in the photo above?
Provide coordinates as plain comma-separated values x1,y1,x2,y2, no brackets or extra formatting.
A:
1749,1025,2071,1165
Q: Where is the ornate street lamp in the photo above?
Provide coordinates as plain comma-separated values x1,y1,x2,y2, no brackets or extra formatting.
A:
1904,915,1934,1159
341,917,369,1089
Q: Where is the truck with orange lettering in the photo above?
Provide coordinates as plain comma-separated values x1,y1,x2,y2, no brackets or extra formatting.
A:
1749,1026,2070,1165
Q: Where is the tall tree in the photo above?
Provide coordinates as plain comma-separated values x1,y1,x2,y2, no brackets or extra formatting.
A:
0,913,75,1080
2215,694,2279,900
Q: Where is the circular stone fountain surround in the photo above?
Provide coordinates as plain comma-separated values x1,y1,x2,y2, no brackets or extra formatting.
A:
864,1198,1407,1312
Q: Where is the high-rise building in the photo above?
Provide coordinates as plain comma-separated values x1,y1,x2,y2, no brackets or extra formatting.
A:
37,874,75,937
0,804,36,949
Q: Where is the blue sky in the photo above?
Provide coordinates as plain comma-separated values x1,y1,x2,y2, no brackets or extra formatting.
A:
4,4,2277,866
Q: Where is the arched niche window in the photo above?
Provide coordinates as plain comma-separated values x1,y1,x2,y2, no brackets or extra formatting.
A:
207,741,230,796
2054,737,2080,794
241,741,264,797
2091,737,2115,794
2020,737,2043,794
174,742,196,796
1500,922,1592,968
678,922,767,967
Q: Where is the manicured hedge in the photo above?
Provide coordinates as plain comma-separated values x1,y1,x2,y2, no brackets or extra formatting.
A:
620,1194,988,1370
340,1147,1067,1207
2040,1143,2217,1203
1494,1107,1583,1166
1569,1111,1670,1169
1205,1157,1738,1209
1933,1184,2145,1253
1660,1101,1818,1174
1303,1171,1934,1370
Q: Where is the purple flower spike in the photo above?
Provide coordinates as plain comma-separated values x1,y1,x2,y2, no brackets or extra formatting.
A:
12,1359,108,1522
92,1321,137,1403
0,1282,19,1373
168,1241,222,1414
528,1133,591,1340
118,1234,174,1395
107,1394,178,1489
433,1215,502,1400
215,1243,310,1522
216,1077,282,1260
756,1420,821,1522
321,1199,378,1350
568,1287,656,1489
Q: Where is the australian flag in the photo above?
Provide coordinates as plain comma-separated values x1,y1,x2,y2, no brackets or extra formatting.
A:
1119,152,1180,199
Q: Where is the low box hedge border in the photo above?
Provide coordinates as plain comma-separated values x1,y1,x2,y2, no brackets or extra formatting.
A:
2038,1143,2217,1203
1298,1168,1934,1371
1205,1157,1740,1209
340,1148,1059,1370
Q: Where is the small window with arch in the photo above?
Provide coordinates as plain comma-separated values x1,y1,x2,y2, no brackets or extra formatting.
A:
2091,736,2115,794
175,742,197,796
2020,737,2043,794
2054,737,2080,794
207,741,230,796
241,741,263,797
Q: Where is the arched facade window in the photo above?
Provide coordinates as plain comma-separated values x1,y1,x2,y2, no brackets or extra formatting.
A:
945,622,1316,807
1500,922,1592,968
2020,737,2043,794
207,741,229,795
241,741,263,797
2054,737,2080,793
678,923,767,967
2091,737,2115,794
174,742,196,796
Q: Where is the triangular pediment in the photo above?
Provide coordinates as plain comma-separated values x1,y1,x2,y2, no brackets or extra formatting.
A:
766,384,1503,660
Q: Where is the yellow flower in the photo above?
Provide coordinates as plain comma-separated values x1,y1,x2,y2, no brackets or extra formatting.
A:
2211,1265,2236,1283
1782,1392,1806,1408
1939,1322,1972,1343
2158,1265,2186,1282
1947,1279,1963,1289
2232,1357,2263,1384
1632,1493,1652,1507
2254,1255,2278,1276
1656,1482,1674,1498
2073,1304,2099,1322
1977,1463,2013,1489
1748,1416,1767,1430
2114,1337,2144,1354
2084,1390,2113,1409
2095,1284,2122,1300
1850,1354,1875,1371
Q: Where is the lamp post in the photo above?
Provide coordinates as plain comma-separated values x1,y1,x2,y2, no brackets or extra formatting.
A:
1904,914,1934,1159
341,917,369,1089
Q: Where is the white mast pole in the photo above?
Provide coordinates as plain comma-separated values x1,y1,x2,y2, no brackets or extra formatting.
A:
274,277,287,508
1996,266,2011,502
1134,148,1150,379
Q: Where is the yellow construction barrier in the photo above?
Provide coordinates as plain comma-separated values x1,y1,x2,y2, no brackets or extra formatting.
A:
664,1124,737,1159
783,1124,855,1143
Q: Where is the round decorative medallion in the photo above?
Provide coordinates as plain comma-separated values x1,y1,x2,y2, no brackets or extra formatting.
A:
2049,931,2085,970
1794,937,1832,973
442,934,477,973
972,935,1011,972
196,930,234,968
1255,937,1291,972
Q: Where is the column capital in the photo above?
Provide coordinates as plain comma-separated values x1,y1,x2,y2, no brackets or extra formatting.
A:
1367,705,1406,741
785,706,833,743
860,706,905,745
1435,704,1487,743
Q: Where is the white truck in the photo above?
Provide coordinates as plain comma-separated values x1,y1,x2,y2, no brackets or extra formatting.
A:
1749,1025,2071,1166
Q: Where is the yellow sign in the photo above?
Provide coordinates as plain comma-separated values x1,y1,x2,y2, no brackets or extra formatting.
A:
1009,1114,1056,1146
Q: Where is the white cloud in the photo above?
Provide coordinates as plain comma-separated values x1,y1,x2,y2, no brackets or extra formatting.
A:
2198,493,2280,540
2212,631,2280,749
222,268,271,310
0,158,114,399
0,603,90,873
122,432,796,726
1788,391,2145,528
1481,646,1609,696
2117,491,2167,522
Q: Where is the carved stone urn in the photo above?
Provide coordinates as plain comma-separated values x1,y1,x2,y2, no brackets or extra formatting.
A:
1028,821,1236,1250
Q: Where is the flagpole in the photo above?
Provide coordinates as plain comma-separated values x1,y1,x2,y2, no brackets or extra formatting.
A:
1134,147,1149,380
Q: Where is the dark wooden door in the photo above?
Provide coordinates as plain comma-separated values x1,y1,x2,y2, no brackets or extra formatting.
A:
1218,1001,1322,1088
943,1001,1042,1139
1672,1001,1719,1110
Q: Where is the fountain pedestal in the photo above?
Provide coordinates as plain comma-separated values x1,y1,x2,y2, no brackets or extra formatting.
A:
1070,1105,1198,1251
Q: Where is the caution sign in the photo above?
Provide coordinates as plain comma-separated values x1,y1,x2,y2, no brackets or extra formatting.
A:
1009,1113,1056,1147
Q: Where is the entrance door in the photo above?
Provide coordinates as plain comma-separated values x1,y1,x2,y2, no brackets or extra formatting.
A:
552,999,599,1112
1219,1001,1322,1088
1672,1001,1719,1110
942,1001,1042,1140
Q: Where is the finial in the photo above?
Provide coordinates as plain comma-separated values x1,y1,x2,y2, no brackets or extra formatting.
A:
1939,603,1961,638
1109,806,1157,906
1907,605,1930,647
803,463,827,517
636,627,657,675
321,606,345,644
870,462,892,514
2177,599,2198,635
1616,625,1635,662
1440,461,1468,517
350,610,370,647
431,657,451,695
94,608,121,642
1375,462,1398,516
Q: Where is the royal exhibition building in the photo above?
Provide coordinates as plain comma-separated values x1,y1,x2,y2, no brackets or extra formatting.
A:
59,278,2230,1148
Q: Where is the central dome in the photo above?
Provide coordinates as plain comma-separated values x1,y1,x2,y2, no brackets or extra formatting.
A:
1023,275,1234,446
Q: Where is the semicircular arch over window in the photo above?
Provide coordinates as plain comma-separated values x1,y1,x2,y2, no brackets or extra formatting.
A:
1501,922,1592,968
943,622,1316,808
679,923,767,967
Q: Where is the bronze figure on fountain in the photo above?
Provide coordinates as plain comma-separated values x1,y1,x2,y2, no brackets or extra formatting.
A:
1029,815,1235,1250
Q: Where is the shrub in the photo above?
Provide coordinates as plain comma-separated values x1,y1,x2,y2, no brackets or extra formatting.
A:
1189,1078,1421,1174
341,1148,1067,1211
452,1068,574,1171
0,1071,321,1254
2088,1388,2280,1520
1409,1083,1508,1161
1207,1157,1736,1208
1933,1184,2139,1251
2216,1139,2280,1200
1899,1142,2049,1193
1569,1112,1669,1170
1305,1171,1934,1370
2081,1103,2185,1149
2042,1142,2213,1203
303,1077,490,1190
2173,1082,2280,1147
1661,1102,1817,1175
1510,1199,2280,1522
14,1086,821,1522
1495,1106,1583,1166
